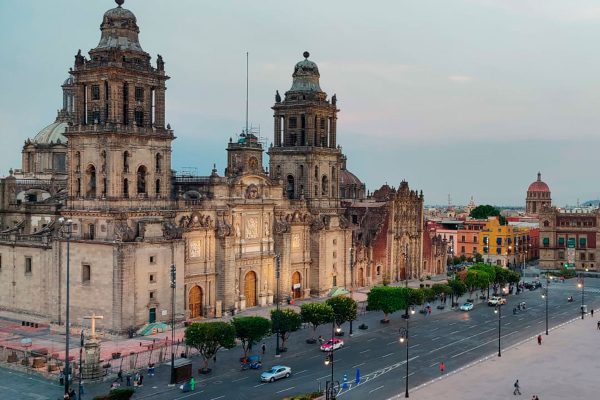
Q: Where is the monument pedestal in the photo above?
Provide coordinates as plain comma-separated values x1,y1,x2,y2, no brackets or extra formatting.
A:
81,339,103,380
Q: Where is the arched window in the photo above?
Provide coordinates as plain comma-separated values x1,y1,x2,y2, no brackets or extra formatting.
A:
286,175,295,199
155,153,162,173
86,165,96,198
137,166,147,194
123,151,129,172
321,175,329,195
123,178,129,198
155,179,161,195
276,165,281,178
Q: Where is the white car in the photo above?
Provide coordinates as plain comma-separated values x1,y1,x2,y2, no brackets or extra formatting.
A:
459,302,474,311
260,365,292,382
320,338,344,352
488,296,506,306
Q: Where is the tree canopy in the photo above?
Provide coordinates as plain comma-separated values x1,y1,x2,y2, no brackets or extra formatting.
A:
367,286,423,321
185,322,236,371
300,303,334,339
231,316,271,358
270,308,302,350
326,295,358,328
469,204,507,225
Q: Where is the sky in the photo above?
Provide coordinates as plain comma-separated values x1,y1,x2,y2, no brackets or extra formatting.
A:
1,0,600,206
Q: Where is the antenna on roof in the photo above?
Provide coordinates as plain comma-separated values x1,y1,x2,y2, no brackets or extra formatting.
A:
245,51,249,135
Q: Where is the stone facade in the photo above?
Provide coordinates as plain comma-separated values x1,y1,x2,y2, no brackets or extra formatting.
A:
0,1,430,332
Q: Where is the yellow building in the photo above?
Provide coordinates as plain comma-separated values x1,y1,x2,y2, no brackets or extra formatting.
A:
479,218,531,268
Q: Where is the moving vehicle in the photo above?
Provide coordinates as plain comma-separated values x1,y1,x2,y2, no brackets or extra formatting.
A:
260,365,292,382
459,302,474,311
240,355,262,370
320,338,344,351
488,296,507,306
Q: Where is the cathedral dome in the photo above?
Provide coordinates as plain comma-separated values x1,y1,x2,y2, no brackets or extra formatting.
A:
528,172,550,193
289,51,322,92
340,168,363,187
94,0,145,54
33,121,68,144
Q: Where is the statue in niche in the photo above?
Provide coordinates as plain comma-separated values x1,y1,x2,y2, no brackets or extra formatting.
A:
235,275,240,298
332,93,337,106
235,222,241,238
264,220,269,237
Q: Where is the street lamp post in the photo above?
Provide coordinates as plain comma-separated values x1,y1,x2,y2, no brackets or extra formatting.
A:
324,319,340,400
578,272,585,320
78,330,84,399
349,247,354,336
59,217,72,396
404,244,409,289
542,273,550,335
399,307,415,398
494,303,502,357
169,264,176,385
275,254,281,357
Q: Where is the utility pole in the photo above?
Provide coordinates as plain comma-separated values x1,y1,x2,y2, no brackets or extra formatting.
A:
275,255,281,357
169,264,176,384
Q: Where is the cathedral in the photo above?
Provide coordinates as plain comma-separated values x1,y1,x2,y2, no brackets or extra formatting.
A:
0,1,444,332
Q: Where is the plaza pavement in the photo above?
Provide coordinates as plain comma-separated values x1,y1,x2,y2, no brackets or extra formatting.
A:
395,308,600,400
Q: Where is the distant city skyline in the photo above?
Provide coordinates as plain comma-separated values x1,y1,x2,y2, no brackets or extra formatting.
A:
2,0,600,205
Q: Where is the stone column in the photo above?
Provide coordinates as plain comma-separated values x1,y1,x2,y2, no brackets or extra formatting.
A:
274,115,281,147
155,88,166,128
330,115,337,148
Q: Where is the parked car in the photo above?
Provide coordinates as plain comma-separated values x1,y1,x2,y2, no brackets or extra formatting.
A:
320,338,344,352
260,365,292,382
488,296,507,306
459,302,474,311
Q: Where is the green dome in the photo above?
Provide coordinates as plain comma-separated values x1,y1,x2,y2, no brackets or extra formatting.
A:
33,121,68,144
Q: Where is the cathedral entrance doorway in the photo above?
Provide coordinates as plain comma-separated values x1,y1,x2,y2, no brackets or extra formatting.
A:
149,308,156,324
292,271,302,299
358,268,364,287
244,271,257,307
189,286,203,319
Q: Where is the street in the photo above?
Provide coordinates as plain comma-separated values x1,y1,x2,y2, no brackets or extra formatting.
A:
1,276,599,400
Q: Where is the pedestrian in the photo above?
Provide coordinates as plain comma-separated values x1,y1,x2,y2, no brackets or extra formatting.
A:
138,373,144,387
126,374,132,387
597,320,600,330
117,369,123,382
514,379,522,395
59,370,65,386
213,354,217,363
439,361,445,374
591,309,594,317
69,388,77,400
537,334,542,345
148,363,155,376
428,307,432,316
262,342,266,355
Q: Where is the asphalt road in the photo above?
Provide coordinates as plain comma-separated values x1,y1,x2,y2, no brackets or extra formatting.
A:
2,275,599,400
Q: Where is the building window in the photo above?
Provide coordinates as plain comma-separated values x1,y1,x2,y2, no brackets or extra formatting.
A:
149,273,156,283
289,117,297,129
461,246,465,254
333,251,337,258
558,251,565,260
91,85,100,100
25,257,32,275
82,264,91,283
352,215,358,224
496,247,501,255
150,256,156,264
558,237,565,247
135,110,144,126
135,87,144,102
589,253,595,261
332,239,337,245
473,236,478,243
461,235,466,243
579,237,587,248
332,275,337,287
149,291,155,300
580,252,586,261
377,265,381,275
473,247,478,254
542,237,550,247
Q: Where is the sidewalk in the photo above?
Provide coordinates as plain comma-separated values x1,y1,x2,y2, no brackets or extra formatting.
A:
395,312,600,400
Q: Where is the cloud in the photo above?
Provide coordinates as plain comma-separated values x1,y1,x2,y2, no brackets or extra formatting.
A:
448,75,473,82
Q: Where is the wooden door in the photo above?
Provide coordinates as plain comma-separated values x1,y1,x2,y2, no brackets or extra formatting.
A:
189,286,203,318
292,271,302,299
245,271,257,307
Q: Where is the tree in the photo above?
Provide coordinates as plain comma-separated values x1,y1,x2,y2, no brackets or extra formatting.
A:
366,286,403,322
326,295,358,330
449,279,467,305
270,308,302,350
185,322,235,372
231,316,271,358
300,303,334,340
474,253,484,263
469,205,506,225
420,287,436,303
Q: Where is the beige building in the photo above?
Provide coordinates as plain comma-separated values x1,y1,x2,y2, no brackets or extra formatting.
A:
0,1,427,333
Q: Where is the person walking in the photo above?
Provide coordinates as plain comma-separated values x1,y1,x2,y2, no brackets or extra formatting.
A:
537,334,542,345
117,369,123,382
439,361,445,374
69,388,77,400
261,342,266,355
514,379,522,395
591,309,594,317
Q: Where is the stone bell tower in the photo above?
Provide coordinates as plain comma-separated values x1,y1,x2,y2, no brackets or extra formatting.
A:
268,52,342,211
65,0,174,210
